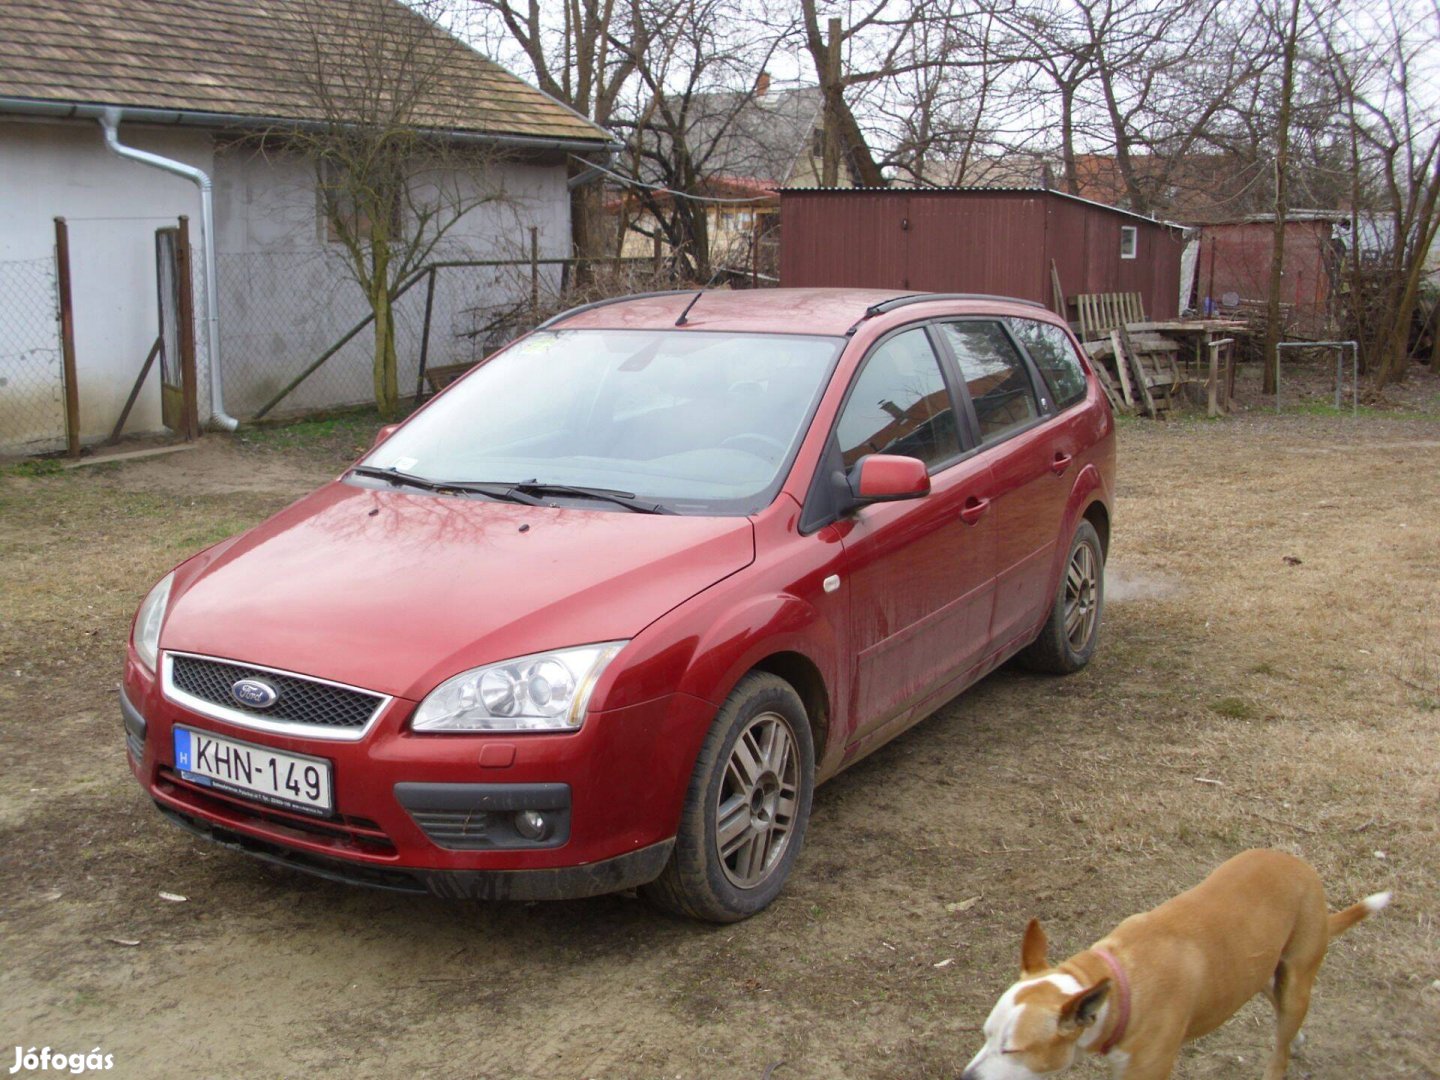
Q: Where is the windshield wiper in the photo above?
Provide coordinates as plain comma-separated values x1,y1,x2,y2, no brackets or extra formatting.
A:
509,481,674,514
349,466,544,505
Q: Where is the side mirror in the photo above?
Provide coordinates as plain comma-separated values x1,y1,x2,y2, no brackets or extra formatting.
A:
846,454,931,504
372,423,400,449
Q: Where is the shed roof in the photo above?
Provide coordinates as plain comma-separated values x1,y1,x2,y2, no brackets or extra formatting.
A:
781,185,1186,230
0,0,610,145
1201,210,1349,226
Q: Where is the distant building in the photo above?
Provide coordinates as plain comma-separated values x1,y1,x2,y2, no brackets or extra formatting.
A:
612,78,834,275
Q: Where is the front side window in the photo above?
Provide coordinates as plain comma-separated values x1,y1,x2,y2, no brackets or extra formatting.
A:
1008,318,1089,410
835,328,960,470
364,329,841,514
937,321,1040,445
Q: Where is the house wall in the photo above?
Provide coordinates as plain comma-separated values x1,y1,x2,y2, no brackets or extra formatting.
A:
0,117,214,448
212,144,571,417
0,117,574,447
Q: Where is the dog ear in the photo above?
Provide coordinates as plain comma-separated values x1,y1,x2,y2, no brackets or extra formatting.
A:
1021,918,1049,976
1059,979,1112,1031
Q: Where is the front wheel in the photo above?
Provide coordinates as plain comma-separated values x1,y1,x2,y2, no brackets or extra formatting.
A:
641,672,815,922
1018,519,1104,674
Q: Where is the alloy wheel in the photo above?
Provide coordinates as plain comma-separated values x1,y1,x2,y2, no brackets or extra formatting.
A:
1064,541,1100,650
715,711,800,888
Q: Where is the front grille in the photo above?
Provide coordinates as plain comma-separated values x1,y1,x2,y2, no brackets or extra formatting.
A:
170,654,383,732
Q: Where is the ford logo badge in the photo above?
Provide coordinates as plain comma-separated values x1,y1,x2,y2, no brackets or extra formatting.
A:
231,677,279,709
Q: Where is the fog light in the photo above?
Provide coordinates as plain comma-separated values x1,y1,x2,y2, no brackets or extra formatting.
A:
514,810,550,841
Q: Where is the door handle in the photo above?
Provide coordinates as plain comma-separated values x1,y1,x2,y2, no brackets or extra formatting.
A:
959,497,990,525
1051,452,1073,476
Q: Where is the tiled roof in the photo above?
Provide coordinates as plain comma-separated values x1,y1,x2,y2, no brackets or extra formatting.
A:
0,0,609,144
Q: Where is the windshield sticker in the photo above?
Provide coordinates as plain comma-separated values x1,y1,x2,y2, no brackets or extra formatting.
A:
520,335,559,354
393,456,418,471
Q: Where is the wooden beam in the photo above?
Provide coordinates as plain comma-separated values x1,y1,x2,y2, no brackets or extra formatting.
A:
1108,329,1136,407
1119,325,1158,416
108,337,163,445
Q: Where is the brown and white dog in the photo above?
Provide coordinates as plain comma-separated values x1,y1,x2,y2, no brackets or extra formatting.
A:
962,849,1390,1080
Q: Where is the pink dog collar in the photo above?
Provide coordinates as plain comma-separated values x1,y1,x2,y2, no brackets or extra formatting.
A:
1092,948,1131,1055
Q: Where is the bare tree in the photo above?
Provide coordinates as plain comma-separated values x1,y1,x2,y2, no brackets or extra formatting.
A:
466,0,639,263
283,0,510,418
607,0,786,280
1320,0,1440,386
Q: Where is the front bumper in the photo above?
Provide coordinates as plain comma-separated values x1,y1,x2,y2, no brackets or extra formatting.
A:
122,654,714,900
156,801,674,900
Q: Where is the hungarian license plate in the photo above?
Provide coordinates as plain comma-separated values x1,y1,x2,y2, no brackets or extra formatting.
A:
173,726,333,816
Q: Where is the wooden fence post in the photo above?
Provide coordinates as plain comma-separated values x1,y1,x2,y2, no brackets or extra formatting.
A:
175,215,200,440
54,217,81,457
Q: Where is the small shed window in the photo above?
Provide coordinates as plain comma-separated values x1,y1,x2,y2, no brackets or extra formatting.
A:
1120,225,1138,259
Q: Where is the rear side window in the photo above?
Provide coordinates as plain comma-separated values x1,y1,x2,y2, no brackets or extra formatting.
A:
836,328,960,469
937,322,1040,444
1008,318,1089,410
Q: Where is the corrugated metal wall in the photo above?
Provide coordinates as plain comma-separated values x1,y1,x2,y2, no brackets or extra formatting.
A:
779,189,1183,320
779,191,909,287
1196,220,1332,331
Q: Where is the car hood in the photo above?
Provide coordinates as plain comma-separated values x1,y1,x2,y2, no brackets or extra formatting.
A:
161,482,755,698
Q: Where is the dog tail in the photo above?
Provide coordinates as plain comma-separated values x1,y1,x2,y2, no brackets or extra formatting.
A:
1328,891,1391,939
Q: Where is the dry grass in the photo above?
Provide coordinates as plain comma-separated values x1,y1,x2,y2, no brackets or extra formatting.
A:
1,370,1438,1078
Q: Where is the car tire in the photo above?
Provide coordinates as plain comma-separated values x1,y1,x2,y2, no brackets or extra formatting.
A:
1018,519,1105,675
641,672,815,923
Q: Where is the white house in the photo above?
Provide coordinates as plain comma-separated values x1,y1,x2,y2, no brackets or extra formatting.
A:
0,0,612,454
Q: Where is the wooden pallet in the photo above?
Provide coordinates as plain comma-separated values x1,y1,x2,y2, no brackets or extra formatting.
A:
1084,325,1186,416
1076,292,1146,343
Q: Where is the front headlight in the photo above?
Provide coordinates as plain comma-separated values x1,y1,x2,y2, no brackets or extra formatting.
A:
133,571,175,673
412,642,627,733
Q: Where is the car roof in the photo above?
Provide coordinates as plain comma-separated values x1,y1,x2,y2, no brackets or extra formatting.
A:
545,287,1052,337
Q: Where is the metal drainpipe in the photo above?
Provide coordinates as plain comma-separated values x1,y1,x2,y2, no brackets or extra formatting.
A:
98,107,238,431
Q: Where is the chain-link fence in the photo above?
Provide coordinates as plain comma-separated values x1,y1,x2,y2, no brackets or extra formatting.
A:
223,251,684,419
0,256,65,456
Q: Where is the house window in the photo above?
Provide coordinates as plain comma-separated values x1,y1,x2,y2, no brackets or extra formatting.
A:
1120,225,1138,260
317,159,396,245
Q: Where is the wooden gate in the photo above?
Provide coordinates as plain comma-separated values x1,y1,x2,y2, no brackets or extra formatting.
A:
154,222,199,438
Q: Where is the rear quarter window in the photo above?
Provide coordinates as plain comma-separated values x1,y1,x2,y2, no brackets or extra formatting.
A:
1007,318,1089,410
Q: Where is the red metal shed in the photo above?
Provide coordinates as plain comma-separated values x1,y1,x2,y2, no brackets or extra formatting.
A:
779,187,1186,321
1193,212,1343,336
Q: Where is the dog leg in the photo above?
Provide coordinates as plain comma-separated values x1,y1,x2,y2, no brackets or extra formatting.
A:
1264,961,1316,1080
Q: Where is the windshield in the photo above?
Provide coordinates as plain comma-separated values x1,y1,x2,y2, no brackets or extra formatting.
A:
361,328,843,514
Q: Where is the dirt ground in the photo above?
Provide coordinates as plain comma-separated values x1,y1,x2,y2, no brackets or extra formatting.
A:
2,370,1438,1079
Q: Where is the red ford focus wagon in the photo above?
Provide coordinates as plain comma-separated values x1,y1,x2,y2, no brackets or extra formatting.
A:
122,288,1114,922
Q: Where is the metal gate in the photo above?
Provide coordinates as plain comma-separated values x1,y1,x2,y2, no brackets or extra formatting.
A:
0,254,66,456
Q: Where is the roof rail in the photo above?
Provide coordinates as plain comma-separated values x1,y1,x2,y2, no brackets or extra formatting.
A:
535,290,696,330
844,291,1048,336
864,292,1047,319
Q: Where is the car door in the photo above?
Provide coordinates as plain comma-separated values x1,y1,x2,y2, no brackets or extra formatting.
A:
826,326,999,749
933,320,1062,650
